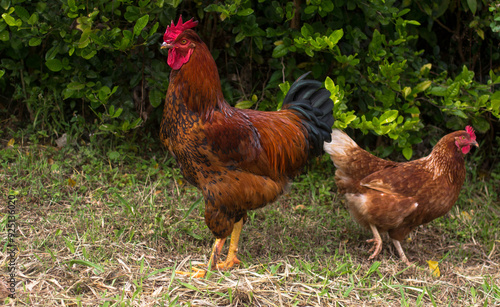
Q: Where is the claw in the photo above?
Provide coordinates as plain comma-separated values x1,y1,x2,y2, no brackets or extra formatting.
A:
176,218,244,278
175,266,207,278
215,255,241,270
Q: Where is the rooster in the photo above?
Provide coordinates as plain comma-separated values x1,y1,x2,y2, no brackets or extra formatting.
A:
324,127,478,265
160,17,334,277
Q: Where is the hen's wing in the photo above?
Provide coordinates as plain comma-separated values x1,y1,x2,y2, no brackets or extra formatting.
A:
360,161,432,197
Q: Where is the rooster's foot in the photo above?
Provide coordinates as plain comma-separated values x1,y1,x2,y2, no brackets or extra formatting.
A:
214,256,241,270
175,266,207,278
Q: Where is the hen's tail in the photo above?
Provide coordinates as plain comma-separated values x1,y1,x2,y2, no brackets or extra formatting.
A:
324,129,396,183
282,72,335,157
323,129,360,168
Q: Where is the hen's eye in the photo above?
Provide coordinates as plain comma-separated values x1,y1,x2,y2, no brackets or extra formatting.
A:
181,39,187,45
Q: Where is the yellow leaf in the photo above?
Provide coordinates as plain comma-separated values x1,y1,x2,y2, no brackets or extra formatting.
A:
154,190,161,195
294,204,306,211
420,63,432,75
402,87,412,99
427,260,441,277
68,178,76,187
461,211,472,221
153,163,159,169
7,138,15,147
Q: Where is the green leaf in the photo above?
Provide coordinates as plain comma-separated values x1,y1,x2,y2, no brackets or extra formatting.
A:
124,6,140,22
111,107,123,118
45,59,63,72
405,106,420,114
467,0,477,14
98,86,111,101
379,110,399,124
413,80,432,93
149,89,164,108
67,259,104,274
67,0,76,10
471,117,490,133
272,44,288,58
402,87,412,99
235,100,254,109
402,147,413,160
67,82,85,90
304,5,317,14
237,8,253,16
29,37,42,46
405,20,421,26
178,281,201,292
448,109,468,119
138,0,150,8
0,69,4,78
489,99,500,115
2,13,17,26
329,29,344,46
0,30,9,41
14,6,29,21
476,94,489,106
133,14,149,36
235,31,245,43
300,23,313,37
108,151,120,160
429,86,447,96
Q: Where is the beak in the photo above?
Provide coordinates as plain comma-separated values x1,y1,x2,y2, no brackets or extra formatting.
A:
471,140,479,147
161,42,172,49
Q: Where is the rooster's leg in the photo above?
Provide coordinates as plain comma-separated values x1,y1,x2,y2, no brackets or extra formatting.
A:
391,239,411,266
175,238,226,278
366,224,383,260
215,218,243,270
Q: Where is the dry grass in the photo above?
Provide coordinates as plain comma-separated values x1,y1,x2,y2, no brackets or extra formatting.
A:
1,143,499,306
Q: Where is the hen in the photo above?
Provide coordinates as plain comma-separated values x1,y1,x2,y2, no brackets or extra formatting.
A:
160,17,334,277
324,127,478,265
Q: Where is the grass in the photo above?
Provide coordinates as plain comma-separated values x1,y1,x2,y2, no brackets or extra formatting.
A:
1,133,499,306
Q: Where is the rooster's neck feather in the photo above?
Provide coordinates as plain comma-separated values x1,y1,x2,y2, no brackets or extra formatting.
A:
170,33,230,121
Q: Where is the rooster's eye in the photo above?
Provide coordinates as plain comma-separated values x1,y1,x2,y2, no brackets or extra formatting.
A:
180,39,187,45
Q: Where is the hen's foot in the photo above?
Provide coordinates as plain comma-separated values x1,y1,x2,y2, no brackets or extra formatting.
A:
367,224,383,260
366,238,383,260
391,239,412,266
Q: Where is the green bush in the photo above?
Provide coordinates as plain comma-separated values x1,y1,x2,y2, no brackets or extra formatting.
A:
1,0,498,161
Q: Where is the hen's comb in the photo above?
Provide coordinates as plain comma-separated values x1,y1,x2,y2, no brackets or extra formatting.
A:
163,16,198,43
465,126,476,140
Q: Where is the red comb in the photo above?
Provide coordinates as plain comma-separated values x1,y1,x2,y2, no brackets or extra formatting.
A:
163,16,198,43
465,126,476,140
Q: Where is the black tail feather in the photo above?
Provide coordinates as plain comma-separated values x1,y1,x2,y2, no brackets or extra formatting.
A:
282,72,335,156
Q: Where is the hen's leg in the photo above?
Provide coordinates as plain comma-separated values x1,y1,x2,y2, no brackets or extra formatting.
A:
392,239,411,266
215,218,243,270
175,238,226,278
367,224,383,260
